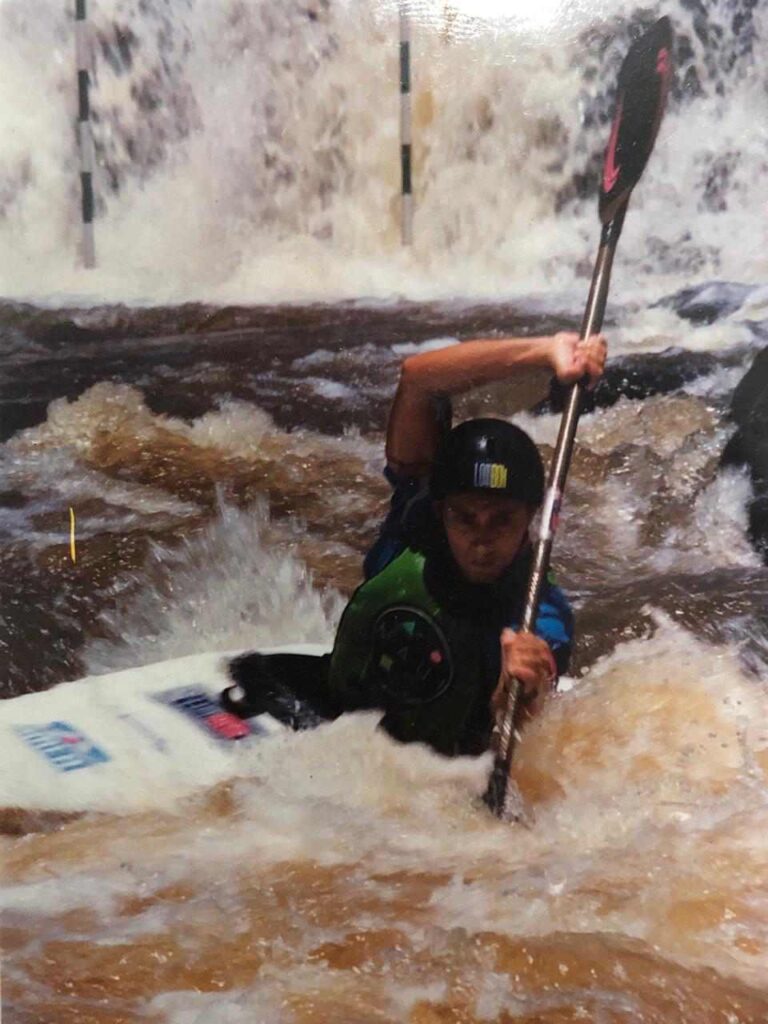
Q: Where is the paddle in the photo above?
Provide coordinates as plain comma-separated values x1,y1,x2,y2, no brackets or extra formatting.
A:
484,16,674,821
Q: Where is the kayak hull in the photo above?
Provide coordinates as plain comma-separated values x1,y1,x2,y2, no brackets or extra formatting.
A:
1,644,331,815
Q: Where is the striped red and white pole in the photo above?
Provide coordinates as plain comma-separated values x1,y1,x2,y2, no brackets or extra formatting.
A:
399,4,413,246
75,0,95,268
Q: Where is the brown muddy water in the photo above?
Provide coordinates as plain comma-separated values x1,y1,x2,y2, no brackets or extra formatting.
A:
2,301,768,1022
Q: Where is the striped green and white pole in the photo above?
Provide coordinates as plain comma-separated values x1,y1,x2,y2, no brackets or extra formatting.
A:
75,0,95,268
399,3,412,245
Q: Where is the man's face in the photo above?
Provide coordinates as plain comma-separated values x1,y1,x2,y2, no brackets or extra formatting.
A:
439,492,534,584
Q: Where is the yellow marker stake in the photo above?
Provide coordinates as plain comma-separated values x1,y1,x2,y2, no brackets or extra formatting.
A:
69,506,77,564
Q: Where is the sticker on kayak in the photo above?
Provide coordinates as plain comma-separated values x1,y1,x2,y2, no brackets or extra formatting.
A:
154,687,257,741
13,721,110,773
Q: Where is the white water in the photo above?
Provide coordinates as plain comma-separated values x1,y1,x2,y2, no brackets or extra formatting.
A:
4,8,768,1017
2,0,768,311
5,619,768,1018
81,501,344,673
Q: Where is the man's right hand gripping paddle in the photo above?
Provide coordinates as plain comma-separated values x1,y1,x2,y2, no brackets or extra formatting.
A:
484,17,674,822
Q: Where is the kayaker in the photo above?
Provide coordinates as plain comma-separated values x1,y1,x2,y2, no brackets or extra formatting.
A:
325,331,606,755
224,331,606,756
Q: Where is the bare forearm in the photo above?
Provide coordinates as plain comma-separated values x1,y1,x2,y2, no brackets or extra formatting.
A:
399,336,555,398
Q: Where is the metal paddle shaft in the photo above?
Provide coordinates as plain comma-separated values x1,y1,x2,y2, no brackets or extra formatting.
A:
485,17,673,820
484,208,626,819
521,207,627,636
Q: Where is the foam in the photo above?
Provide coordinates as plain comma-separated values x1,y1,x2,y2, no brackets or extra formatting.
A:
5,619,768,996
2,1,768,313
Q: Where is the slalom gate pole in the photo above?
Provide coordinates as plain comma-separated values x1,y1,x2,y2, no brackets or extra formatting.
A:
75,0,96,268
399,3,413,246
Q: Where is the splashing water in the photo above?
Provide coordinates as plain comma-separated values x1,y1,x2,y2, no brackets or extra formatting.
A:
3,0,768,304
4,620,768,1020
3,3,768,1015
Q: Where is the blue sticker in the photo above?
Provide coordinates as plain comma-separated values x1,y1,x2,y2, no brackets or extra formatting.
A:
14,721,110,772
154,686,260,742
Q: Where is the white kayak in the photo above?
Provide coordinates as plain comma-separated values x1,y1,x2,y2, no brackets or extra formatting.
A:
0,644,331,815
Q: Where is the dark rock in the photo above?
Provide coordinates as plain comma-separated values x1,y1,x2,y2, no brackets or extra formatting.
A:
541,345,749,413
721,344,768,560
656,281,754,324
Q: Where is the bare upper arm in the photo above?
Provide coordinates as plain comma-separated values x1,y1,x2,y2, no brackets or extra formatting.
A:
385,362,448,477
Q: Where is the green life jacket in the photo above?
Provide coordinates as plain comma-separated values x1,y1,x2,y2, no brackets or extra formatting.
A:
327,548,507,756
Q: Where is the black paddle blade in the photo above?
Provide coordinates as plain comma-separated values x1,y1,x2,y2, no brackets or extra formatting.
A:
599,17,673,224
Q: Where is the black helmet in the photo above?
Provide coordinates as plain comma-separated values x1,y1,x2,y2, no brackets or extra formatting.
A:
429,418,545,505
